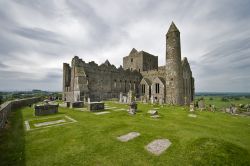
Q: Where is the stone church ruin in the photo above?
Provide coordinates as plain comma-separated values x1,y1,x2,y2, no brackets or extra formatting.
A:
63,22,195,105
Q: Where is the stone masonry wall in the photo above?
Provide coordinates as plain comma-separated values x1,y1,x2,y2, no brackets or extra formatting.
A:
0,97,41,129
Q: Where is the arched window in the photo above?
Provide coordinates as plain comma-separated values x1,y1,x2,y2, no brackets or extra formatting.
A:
155,83,160,94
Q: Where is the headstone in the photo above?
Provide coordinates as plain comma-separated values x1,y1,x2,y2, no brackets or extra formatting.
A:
88,102,104,112
198,100,205,110
148,110,158,115
123,96,127,103
119,92,123,103
232,107,237,114
34,102,58,116
145,139,172,155
71,101,84,108
127,90,135,104
190,103,195,112
128,101,137,115
87,97,90,104
117,132,140,142
151,96,154,104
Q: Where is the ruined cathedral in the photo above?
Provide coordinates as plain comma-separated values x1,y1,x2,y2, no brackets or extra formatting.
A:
63,22,195,105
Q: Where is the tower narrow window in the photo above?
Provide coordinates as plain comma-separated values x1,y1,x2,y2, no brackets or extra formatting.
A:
114,80,117,88
131,58,133,62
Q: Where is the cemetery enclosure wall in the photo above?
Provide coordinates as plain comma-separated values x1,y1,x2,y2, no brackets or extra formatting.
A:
0,97,42,129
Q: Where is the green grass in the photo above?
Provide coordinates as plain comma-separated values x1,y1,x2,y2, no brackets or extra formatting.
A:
198,96,250,109
1,101,250,166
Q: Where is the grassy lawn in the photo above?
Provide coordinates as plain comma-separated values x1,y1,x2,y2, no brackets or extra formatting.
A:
1,101,250,166
198,96,250,109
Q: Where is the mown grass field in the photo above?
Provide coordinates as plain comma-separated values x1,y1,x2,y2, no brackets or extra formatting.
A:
1,100,250,166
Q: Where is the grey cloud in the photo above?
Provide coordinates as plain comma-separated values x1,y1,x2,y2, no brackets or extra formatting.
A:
11,27,64,44
0,0,249,92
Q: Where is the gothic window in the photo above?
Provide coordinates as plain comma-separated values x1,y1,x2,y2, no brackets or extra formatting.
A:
131,58,133,62
141,84,145,94
155,83,160,94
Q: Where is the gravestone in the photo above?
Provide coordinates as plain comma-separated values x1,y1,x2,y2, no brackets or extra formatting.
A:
151,96,154,104
198,100,205,110
145,139,172,155
190,103,195,112
123,96,127,103
71,101,84,108
88,102,104,112
128,101,137,115
148,110,158,115
119,92,123,103
34,102,58,116
117,132,140,142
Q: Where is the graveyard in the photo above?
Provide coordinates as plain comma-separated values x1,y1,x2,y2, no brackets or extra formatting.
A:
1,100,250,166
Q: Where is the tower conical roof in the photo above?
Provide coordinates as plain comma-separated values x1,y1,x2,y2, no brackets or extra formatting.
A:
167,22,179,34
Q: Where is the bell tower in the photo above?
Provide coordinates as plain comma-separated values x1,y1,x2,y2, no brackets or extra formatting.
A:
165,22,184,105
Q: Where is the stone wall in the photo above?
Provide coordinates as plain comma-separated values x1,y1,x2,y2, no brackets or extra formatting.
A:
63,56,142,102
0,97,41,128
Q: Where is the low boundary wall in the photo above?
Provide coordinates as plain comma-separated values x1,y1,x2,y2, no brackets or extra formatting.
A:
0,97,41,128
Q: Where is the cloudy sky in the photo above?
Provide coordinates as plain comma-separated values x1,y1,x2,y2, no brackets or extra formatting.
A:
0,0,249,92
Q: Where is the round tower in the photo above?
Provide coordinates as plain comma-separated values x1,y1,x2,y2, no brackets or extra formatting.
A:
165,22,184,105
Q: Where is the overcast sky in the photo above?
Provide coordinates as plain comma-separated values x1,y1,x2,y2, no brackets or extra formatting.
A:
0,0,249,92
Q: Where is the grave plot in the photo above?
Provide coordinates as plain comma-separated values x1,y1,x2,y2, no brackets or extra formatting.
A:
114,108,126,111
117,132,140,142
145,139,172,155
94,111,110,115
25,115,77,131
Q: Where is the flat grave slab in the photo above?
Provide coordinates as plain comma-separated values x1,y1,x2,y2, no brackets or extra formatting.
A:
188,114,197,118
94,111,110,115
25,115,77,131
117,132,140,142
114,108,126,111
145,139,171,155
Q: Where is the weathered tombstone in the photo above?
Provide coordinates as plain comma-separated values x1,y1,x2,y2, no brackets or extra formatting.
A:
190,103,195,112
198,100,205,111
128,101,137,115
127,90,135,104
145,139,172,155
232,107,237,114
123,96,127,103
151,96,154,104
148,110,158,115
117,132,140,142
34,101,59,116
119,92,123,103
70,101,84,108
88,102,104,112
